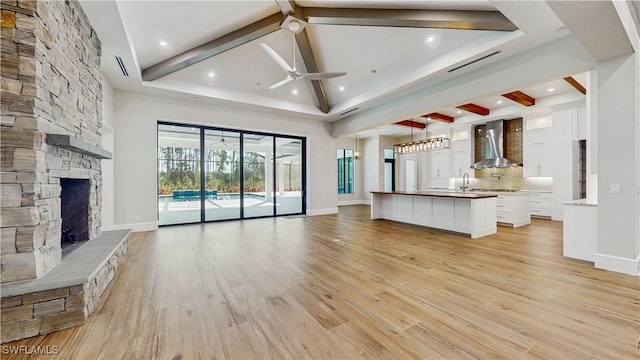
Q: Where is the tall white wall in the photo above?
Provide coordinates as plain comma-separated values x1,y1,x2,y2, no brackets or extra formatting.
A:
112,91,338,230
101,79,115,230
595,53,639,275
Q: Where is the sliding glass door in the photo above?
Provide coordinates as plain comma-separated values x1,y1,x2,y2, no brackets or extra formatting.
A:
242,134,273,218
157,125,202,225
204,129,241,221
275,137,303,215
158,123,305,225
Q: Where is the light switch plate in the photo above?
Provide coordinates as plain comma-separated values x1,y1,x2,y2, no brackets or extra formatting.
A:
611,184,620,194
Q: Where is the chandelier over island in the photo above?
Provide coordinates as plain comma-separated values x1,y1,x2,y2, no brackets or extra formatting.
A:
393,136,450,154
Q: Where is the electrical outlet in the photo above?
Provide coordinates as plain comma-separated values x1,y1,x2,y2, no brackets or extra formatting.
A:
610,184,620,194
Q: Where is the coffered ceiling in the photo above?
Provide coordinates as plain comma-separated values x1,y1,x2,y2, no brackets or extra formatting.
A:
78,1,634,135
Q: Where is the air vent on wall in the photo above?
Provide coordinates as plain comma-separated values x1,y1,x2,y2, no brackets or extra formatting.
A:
115,56,129,77
447,51,502,73
339,107,359,116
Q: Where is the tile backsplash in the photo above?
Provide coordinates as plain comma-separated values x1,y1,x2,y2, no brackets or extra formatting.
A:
451,167,552,191
474,167,552,190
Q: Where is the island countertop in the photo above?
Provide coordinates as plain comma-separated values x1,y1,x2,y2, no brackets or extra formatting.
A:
370,190,498,199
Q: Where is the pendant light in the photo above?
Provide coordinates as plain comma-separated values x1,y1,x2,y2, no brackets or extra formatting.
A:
393,117,450,154
354,132,361,160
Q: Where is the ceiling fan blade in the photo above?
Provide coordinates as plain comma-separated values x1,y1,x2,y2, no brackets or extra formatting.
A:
301,72,347,80
269,77,294,89
260,43,293,73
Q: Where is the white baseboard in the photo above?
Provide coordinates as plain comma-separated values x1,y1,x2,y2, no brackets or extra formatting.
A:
103,221,158,233
594,253,640,276
307,207,339,216
337,200,370,206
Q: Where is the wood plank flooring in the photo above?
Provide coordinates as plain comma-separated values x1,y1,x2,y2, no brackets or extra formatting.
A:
3,205,638,359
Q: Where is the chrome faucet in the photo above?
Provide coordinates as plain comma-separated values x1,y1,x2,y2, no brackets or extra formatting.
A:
461,173,470,192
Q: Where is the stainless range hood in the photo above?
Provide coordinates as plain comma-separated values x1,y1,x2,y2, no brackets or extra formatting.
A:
472,120,521,169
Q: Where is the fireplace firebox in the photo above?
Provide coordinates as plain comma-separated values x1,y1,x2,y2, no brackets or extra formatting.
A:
60,178,90,256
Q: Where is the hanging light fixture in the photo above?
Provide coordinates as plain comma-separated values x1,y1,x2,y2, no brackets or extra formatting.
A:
393,118,450,154
354,132,362,160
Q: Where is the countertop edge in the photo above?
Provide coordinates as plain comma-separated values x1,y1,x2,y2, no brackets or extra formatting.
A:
371,191,498,199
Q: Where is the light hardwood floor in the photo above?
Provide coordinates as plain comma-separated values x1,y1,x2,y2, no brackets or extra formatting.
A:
3,205,639,359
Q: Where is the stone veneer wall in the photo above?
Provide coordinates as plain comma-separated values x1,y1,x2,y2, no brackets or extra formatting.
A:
1,0,103,283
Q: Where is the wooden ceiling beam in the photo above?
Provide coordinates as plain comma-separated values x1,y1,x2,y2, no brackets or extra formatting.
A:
502,91,536,106
299,8,517,31
424,113,454,123
142,13,283,81
295,30,330,113
456,103,490,115
564,76,587,94
395,120,426,129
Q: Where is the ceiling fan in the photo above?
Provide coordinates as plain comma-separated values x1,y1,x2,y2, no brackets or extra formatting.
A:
260,21,346,90
212,131,229,147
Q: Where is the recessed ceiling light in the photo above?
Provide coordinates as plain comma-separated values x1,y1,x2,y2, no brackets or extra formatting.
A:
292,89,298,95
457,110,462,114
427,36,434,43
497,100,503,104
208,72,215,78
548,87,555,92
339,86,345,91
370,69,377,74
426,117,432,121
159,41,167,46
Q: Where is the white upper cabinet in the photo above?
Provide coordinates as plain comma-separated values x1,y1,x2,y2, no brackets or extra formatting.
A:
427,150,450,179
451,129,472,178
523,117,553,177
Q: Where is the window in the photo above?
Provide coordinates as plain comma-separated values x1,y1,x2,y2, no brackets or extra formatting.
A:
337,149,354,194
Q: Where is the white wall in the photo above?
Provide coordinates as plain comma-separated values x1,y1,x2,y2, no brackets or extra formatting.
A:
335,136,366,205
101,79,115,230
362,136,380,201
111,91,338,229
595,53,639,275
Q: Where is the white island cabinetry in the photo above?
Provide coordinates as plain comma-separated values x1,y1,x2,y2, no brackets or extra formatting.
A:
371,191,497,239
496,193,531,228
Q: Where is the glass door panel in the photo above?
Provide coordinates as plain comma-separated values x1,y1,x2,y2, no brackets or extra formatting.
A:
275,137,303,215
243,134,274,218
157,124,202,225
204,129,241,221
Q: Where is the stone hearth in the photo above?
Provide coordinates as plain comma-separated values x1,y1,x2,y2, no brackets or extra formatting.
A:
0,229,130,343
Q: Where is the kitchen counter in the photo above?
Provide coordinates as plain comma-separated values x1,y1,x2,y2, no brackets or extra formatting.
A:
416,189,531,227
370,191,497,239
371,190,497,199
564,198,597,207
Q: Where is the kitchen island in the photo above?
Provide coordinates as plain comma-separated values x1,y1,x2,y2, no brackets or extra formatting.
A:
371,191,498,239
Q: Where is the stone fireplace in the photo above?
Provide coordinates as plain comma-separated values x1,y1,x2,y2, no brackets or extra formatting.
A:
1,0,129,344
1,0,104,283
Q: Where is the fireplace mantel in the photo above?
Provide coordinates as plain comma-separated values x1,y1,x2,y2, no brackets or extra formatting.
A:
46,134,112,159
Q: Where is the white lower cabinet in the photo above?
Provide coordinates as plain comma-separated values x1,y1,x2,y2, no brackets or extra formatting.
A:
496,194,531,228
527,191,552,218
